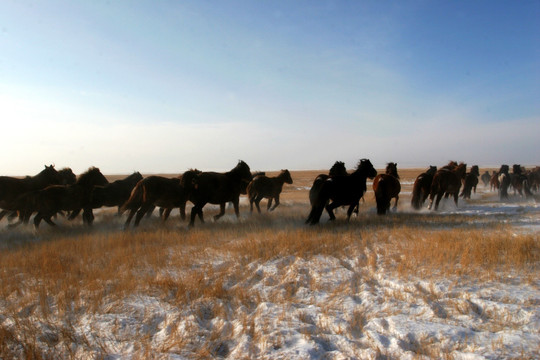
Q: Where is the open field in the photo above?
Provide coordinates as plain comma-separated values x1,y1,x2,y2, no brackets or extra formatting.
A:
0,168,539,359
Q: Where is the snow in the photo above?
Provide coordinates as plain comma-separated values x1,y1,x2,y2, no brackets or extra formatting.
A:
1,181,539,359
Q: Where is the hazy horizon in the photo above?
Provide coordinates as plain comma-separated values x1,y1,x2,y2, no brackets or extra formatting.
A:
1,1,538,175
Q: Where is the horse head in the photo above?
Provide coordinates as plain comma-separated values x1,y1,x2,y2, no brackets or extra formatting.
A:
77,167,109,187
232,160,252,182
356,159,377,179
499,164,509,174
279,169,293,184
385,162,399,179
329,161,347,177
58,167,77,185
512,164,522,174
427,166,437,176
471,165,480,177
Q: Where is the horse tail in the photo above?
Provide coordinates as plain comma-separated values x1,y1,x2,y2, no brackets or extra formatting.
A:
411,183,422,210
120,182,144,213
374,178,389,215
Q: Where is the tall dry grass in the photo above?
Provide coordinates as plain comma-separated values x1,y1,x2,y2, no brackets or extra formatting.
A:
0,167,538,358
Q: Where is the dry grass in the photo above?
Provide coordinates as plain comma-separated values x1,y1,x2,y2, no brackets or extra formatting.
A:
0,167,538,358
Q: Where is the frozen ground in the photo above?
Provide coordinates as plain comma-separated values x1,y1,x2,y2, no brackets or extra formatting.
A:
1,184,539,359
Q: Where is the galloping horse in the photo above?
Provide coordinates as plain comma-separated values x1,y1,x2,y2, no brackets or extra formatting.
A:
480,171,491,187
460,165,480,199
23,167,109,228
411,166,437,210
121,170,201,229
0,166,76,223
308,161,348,207
372,162,401,215
490,171,500,191
188,161,252,227
247,169,293,213
498,165,511,200
91,172,143,214
0,165,63,213
510,165,532,198
428,162,467,210
306,159,377,224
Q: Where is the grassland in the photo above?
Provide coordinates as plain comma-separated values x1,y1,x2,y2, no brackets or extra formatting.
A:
0,168,538,359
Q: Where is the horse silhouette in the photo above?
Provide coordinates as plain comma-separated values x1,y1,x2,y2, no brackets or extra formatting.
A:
480,171,491,187
91,172,143,214
411,166,437,210
460,165,480,199
510,165,532,198
121,169,201,229
308,161,348,207
188,161,252,227
428,162,467,210
306,159,377,224
373,162,401,215
21,167,109,228
247,169,293,213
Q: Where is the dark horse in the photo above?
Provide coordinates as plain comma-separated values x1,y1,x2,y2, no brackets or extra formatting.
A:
306,159,377,225
0,166,76,223
188,160,252,227
480,171,491,187
411,166,437,210
372,162,401,215
498,165,511,200
308,161,348,207
90,172,143,214
122,170,201,228
510,164,532,198
21,167,109,228
428,162,467,211
460,165,480,199
247,169,293,213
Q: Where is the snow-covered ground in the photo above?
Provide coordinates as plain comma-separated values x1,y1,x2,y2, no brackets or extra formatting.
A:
1,182,539,359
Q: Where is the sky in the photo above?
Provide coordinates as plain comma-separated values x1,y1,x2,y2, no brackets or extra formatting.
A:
0,0,538,175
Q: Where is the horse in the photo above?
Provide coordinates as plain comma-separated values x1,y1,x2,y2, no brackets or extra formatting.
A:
0,165,63,214
0,166,77,223
187,161,252,227
528,167,540,192
490,171,500,191
480,171,491,187
247,169,293,213
121,170,201,229
306,159,377,225
372,162,401,215
90,172,143,214
428,162,467,211
510,164,532,198
308,161,348,207
410,166,437,210
460,165,480,199
498,165,511,200
21,167,109,228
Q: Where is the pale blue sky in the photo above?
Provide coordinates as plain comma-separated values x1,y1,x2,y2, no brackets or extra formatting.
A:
1,0,538,175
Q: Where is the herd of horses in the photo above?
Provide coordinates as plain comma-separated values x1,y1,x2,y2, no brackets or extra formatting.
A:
0,159,538,229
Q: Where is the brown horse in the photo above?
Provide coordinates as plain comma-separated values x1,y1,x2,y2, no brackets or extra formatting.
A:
0,165,63,214
460,165,480,199
490,171,500,191
528,167,540,192
480,171,491,187
187,160,252,227
247,169,293,213
372,162,401,215
498,165,511,200
306,159,377,224
510,164,533,198
309,161,348,207
20,167,109,228
90,172,143,214
0,166,76,223
411,166,437,210
121,170,200,229
428,162,467,210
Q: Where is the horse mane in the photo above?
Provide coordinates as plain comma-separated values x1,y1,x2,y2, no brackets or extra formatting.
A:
329,161,347,176
76,167,105,186
499,164,509,174
227,160,251,180
385,162,399,179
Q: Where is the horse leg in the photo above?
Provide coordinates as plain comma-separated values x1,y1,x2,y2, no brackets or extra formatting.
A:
325,202,338,221
453,192,459,207
83,208,94,226
434,192,444,211
392,195,399,211
190,205,205,227
68,209,81,221
232,199,240,218
161,208,172,222
214,203,226,221
254,197,262,214
346,204,356,221
266,198,273,211
180,203,186,221
270,195,280,211
124,208,137,229
134,204,153,226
